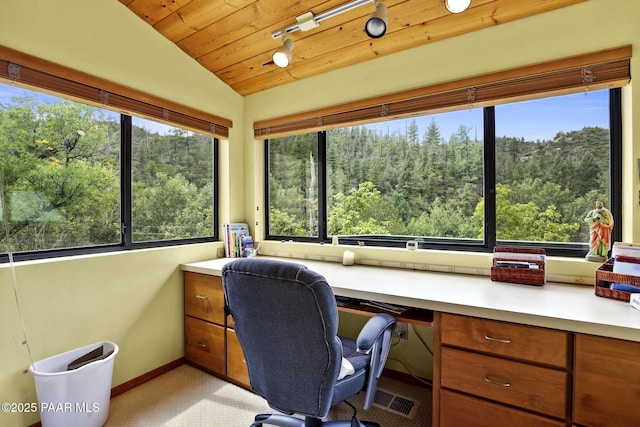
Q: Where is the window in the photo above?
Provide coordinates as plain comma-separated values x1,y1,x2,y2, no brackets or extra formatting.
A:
494,91,614,250
267,132,319,238
131,117,214,242
1,82,218,262
266,89,621,256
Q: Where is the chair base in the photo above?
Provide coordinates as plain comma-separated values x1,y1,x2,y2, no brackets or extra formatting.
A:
251,413,380,427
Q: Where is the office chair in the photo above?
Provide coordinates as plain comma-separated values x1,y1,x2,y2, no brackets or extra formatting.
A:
222,258,396,427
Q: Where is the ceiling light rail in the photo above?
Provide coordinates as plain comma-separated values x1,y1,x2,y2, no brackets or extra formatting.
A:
271,0,374,39
272,0,471,68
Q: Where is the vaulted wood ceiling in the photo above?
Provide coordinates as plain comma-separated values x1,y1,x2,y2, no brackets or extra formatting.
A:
118,0,584,96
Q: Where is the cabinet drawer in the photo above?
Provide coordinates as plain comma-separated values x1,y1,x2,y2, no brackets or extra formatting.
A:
227,329,250,387
184,272,225,324
441,347,568,418
574,333,640,427
440,313,569,368
440,389,566,427
184,316,225,375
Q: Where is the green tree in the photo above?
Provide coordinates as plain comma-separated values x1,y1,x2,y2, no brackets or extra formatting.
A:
1,98,120,250
328,182,401,235
474,184,580,241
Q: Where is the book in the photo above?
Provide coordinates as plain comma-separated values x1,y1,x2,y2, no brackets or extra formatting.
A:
240,235,254,257
611,256,640,291
612,242,640,260
223,223,249,258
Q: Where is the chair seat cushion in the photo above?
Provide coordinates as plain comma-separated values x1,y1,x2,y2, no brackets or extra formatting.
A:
340,337,370,372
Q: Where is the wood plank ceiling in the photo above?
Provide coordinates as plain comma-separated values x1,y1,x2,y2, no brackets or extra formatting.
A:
118,0,584,96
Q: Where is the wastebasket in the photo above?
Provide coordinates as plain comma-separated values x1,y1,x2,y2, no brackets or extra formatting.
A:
29,341,118,427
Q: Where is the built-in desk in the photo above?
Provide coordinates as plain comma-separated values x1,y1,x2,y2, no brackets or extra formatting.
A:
181,256,640,427
181,256,640,341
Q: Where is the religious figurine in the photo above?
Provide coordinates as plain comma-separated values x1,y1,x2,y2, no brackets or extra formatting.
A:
584,200,614,262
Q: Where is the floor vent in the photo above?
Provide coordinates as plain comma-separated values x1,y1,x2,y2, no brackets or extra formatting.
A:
373,388,419,418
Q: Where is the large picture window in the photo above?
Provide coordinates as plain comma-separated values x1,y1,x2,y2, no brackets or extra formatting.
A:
266,89,621,256
0,82,218,261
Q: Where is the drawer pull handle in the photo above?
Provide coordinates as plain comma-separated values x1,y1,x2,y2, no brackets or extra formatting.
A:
484,376,511,387
196,342,207,348
484,335,511,344
195,294,209,299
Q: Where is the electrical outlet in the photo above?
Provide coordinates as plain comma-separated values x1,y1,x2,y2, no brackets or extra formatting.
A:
393,322,409,340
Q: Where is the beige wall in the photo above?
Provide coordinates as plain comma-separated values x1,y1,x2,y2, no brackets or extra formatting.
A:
1,0,639,425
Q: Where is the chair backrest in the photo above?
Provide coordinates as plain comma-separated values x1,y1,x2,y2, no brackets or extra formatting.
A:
222,258,342,418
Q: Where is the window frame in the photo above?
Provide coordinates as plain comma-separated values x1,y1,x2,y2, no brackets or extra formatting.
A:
264,88,622,257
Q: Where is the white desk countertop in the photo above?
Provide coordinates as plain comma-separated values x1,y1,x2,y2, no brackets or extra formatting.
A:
181,257,640,342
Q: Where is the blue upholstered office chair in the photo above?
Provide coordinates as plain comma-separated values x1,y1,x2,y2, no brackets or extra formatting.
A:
222,258,396,427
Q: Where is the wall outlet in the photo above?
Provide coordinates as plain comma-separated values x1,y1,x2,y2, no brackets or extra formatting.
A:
393,322,409,340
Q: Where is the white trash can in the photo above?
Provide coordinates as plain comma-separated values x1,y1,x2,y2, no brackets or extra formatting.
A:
29,341,118,427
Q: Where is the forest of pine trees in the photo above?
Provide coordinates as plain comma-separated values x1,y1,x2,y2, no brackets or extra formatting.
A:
269,119,609,244
1,93,609,254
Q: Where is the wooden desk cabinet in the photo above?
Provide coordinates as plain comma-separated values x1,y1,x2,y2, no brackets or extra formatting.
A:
573,333,640,427
435,312,571,427
184,271,250,388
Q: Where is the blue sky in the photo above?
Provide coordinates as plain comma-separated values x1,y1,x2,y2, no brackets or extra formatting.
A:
1,82,610,142
363,89,609,142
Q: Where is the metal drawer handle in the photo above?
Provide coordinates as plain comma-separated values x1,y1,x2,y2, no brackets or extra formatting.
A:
485,375,511,387
484,335,511,344
196,342,207,348
195,294,209,299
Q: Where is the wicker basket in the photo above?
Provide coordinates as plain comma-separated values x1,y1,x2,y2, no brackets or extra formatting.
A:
491,246,546,286
595,259,640,302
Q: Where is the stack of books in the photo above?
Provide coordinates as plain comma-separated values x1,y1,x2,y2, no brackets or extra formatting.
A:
223,223,254,258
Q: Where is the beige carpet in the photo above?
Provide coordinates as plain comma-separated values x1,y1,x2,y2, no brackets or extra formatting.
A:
106,364,432,426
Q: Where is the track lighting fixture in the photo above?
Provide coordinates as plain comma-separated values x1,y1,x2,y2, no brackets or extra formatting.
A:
273,38,294,68
271,0,389,67
445,0,471,14
365,1,387,39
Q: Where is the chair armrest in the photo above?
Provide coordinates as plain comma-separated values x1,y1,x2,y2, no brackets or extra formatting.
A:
357,313,396,410
356,313,396,353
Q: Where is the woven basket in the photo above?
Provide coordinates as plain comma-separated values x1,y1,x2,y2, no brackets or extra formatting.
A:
491,246,546,286
595,259,640,302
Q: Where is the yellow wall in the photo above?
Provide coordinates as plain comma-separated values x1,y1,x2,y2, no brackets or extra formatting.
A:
1,1,639,426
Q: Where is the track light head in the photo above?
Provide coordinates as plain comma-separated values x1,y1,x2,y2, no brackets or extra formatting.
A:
445,0,471,14
273,38,294,68
365,2,387,39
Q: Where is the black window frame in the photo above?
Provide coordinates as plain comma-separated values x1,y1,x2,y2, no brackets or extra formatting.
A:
1,112,219,264
264,88,622,257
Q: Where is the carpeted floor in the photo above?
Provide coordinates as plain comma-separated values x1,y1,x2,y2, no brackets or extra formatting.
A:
105,364,432,426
